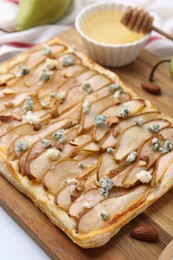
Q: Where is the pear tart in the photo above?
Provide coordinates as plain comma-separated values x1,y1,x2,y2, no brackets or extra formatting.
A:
0,38,173,248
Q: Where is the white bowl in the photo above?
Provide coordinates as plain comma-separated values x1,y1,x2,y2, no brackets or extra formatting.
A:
75,2,150,67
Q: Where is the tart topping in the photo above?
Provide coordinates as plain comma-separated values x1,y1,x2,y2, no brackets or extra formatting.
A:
50,91,56,98
126,151,137,164
109,83,122,96
0,115,13,122
134,117,144,126
33,123,42,132
62,55,75,67
106,147,115,153
159,140,173,154
52,129,65,143
82,100,90,114
46,148,60,161
66,178,77,193
100,210,109,221
136,170,152,183
23,111,40,125
94,115,107,126
119,105,131,118
22,96,34,112
40,100,50,109
148,123,160,133
82,201,91,209
41,138,51,148
99,177,114,197
17,140,29,152
78,162,87,169
152,137,160,151
42,45,52,56
45,58,57,70
18,66,30,77
82,81,93,94
40,68,53,82
58,91,66,101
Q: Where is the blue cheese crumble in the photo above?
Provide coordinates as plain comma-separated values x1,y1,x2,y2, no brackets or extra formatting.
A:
159,140,173,154
41,138,51,148
134,117,144,126
40,68,53,82
40,100,50,108
50,91,56,98
42,45,52,56
22,96,34,112
119,105,131,118
46,58,57,69
148,123,160,133
62,55,75,67
82,81,93,94
46,148,60,161
106,147,115,153
126,151,137,164
82,100,90,114
100,210,109,221
52,129,65,143
23,111,40,124
94,115,107,126
18,66,30,77
58,92,66,101
136,170,152,183
99,177,114,197
17,140,29,152
109,83,122,95
152,137,160,151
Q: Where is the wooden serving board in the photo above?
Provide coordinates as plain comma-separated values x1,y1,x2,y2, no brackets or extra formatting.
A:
0,28,173,260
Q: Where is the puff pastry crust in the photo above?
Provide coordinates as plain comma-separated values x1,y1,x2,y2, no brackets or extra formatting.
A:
0,38,173,248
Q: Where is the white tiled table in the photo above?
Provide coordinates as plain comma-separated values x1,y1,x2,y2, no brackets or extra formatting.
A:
0,208,50,259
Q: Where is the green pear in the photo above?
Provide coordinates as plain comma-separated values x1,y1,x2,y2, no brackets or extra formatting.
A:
169,57,173,80
16,0,72,31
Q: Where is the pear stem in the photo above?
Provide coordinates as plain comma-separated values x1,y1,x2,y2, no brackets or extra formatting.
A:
149,59,170,82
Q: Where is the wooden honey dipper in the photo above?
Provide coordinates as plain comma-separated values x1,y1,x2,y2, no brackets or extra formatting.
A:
121,6,173,41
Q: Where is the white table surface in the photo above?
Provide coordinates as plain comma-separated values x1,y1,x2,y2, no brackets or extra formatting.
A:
0,207,50,260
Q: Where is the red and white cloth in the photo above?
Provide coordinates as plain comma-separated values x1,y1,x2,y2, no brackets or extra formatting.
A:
0,0,173,62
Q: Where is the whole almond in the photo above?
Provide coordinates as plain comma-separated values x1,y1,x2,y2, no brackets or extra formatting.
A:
130,226,158,241
141,82,161,95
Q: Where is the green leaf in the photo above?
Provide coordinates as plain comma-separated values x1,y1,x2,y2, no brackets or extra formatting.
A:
169,57,173,80
16,0,72,31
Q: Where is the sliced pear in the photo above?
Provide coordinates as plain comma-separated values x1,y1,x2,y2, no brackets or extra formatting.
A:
82,74,111,92
56,70,96,96
57,103,81,125
81,142,100,152
77,185,149,233
82,95,120,130
93,99,147,142
0,123,34,149
97,152,125,179
55,185,81,211
24,62,46,87
152,149,173,186
114,119,170,161
58,87,85,114
69,187,129,218
100,129,118,150
159,126,173,140
39,65,89,98
42,156,99,194
13,118,71,157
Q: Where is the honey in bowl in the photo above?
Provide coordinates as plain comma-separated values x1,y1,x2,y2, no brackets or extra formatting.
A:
81,10,144,45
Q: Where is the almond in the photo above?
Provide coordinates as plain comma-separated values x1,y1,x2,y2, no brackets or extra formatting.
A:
139,155,149,164
33,123,42,131
141,82,161,95
0,115,13,122
130,226,158,241
70,195,77,202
